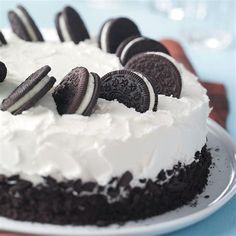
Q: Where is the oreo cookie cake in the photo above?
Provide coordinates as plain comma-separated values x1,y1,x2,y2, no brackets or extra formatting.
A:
0,5,211,226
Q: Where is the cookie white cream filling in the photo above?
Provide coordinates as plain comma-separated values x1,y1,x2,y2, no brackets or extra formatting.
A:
7,76,51,113
58,14,71,42
76,74,95,114
120,37,144,62
14,8,38,41
100,20,112,52
133,71,156,111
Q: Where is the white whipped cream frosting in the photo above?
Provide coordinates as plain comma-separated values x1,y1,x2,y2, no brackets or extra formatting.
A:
0,35,210,185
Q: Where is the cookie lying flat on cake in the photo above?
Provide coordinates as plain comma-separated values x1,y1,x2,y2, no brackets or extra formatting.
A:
100,70,158,113
98,17,141,53
125,52,182,98
0,61,7,82
1,66,56,115
55,6,90,44
116,36,170,66
8,5,44,42
53,67,101,115
0,31,7,46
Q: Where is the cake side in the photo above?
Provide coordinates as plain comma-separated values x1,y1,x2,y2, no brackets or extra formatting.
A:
0,145,212,226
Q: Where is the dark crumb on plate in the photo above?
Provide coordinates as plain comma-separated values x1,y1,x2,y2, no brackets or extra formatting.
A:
190,200,198,207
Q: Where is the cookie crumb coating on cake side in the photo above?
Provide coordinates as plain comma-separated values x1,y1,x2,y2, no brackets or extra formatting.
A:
0,146,212,226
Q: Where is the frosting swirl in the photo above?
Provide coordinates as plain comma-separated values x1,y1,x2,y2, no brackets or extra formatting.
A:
0,35,210,185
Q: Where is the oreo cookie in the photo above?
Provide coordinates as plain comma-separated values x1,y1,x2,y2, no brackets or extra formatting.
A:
53,67,101,115
55,6,90,44
116,36,170,66
125,52,182,98
100,70,158,113
0,61,7,82
98,17,141,53
1,66,56,115
0,31,7,46
8,5,44,42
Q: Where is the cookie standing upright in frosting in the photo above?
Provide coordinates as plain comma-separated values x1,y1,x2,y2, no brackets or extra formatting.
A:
100,69,158,113
98,17,141,53
116,36,170,66
55,6,90,44
8,5,44,42
53,67,101,115
0,31,7,46
0,61,7,82
1,65,56,115
125,52,182,98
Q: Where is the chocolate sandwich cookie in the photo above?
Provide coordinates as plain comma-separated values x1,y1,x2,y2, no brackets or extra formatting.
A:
8,5,44,42
116,36,170,66
53,67,101,115
115,35,139,55
55,6,90,44
100,70,158,113
0,31,7,46
98,17,141,53
125,52,182,98
1,66,56,115
0,61,7,82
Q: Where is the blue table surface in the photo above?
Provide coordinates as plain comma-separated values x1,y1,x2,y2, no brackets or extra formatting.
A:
0,0,235,235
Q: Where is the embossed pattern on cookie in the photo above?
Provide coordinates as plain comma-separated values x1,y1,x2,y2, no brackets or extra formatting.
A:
125,52,182,98
100,70,157,113
53,67,101,115
0,61,7,82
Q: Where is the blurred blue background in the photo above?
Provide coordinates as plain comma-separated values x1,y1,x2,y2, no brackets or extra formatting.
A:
0,0,236,235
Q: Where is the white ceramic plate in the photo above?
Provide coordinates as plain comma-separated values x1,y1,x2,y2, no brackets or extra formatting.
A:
0,119,235,236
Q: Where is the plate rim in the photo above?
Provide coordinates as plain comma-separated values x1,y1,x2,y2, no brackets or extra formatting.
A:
0,119,235,235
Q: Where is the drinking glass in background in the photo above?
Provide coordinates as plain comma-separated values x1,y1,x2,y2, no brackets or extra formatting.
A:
152,0,234,49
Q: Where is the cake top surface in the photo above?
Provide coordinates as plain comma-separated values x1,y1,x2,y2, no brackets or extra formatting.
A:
0,34,210,185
